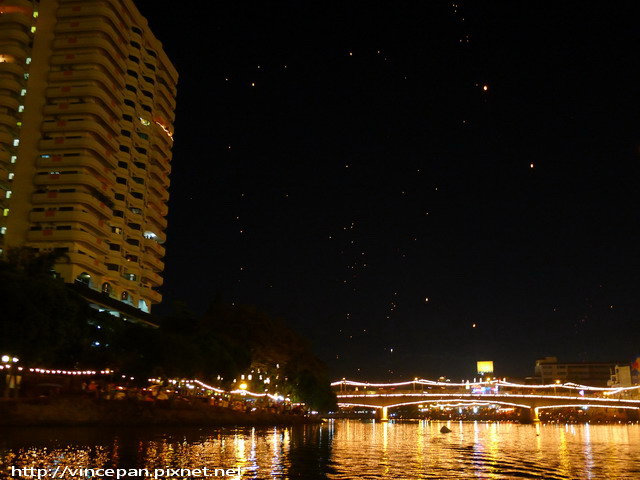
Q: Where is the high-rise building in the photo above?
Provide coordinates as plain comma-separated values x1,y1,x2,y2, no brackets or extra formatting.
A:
0,0,177,323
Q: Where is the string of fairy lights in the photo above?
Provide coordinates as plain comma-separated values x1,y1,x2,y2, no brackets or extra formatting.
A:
0,361,290,401
333,379,640,412
331,378,640,395
5,360,640,399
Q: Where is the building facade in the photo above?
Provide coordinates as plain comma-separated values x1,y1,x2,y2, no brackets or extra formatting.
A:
0,0,177,322
534,357,623,387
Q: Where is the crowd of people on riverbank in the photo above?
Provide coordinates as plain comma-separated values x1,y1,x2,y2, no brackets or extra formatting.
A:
1,372,309,416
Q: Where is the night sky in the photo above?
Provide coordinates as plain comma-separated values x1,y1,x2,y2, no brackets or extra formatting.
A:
135,1,640,381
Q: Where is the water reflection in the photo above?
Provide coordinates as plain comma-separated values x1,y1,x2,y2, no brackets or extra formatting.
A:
2,422,640,479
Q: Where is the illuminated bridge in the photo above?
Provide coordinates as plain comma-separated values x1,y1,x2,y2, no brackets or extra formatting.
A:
332,379,640,422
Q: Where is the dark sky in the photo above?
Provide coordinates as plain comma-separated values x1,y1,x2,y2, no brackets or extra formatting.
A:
135,1,640,381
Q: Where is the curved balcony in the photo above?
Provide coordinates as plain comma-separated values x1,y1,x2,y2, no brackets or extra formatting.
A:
144,225,166,243
147,195,168,217
27,228,109,255
33,171,110,192
155,98,174,124
129,162,146,178
44,99,117,121
157,77,178,100
113,196,127,212
46,84,122,116
149,163,170,188
105,249,122,266
140,63,155,81
0,129,15,148
148,178,168,202
36,150,117,172
32,191,111,219
42,119,119,151
112,182,127,197
150,153,171,175
129,27,143,43
145,208,167,230
108,214,125,228
0,43,28,62
156,80,175,106
119,134,133,151
50,52,124,84
0,60,24,77
140,267,163,287
140,97,154,115
121,260,141,277
0,149,10,165
43,103,119,137
1,0,34,11
56,4,125,33
131,148,148,164
118,275,140,294
0,74,23,95
122,222,140,239
45,101,120,129
53,34,125,65
62,251,107,276
0,165,9,186
0,26,30,45
157,68,176,91
122,86,136,105
0,94,20,112
0,112,18,130
143,236,165,257
0,13,31,30
140,285,161,304
39,135,117,160
55,18,126,52
48,67,125,98
156,94,176,121
126,193,143,209
141,251,164,272
30,209,109,236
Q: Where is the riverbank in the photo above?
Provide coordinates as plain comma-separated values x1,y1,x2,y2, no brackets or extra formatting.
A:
0,397,321,427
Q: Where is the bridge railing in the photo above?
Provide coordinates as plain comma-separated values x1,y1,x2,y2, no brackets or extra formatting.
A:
332,379,640,401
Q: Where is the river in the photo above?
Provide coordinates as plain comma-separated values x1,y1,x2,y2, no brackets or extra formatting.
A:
2,420,640,479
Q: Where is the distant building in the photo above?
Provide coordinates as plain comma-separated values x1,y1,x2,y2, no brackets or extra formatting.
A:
608,365,632,388
534,357,624,387
0,0,177,324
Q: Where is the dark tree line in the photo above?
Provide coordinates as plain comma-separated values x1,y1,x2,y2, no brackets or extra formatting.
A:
0,249,336,411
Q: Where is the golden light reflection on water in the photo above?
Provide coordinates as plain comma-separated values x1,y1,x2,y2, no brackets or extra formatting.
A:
2,422,640,479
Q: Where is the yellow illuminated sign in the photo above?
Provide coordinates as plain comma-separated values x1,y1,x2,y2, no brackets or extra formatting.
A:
477,361,494,374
